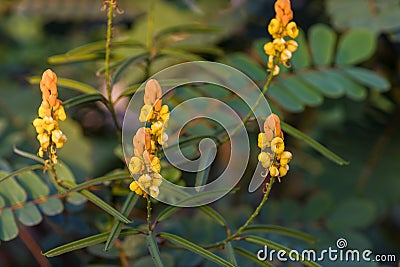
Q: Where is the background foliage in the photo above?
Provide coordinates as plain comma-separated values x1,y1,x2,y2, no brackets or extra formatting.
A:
0,0,399,266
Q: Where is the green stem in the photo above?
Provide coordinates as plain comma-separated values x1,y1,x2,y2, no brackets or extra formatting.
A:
105,0,122,143
146,0,156,53
205,177,276,249
219,70,275,145
146,196,152,232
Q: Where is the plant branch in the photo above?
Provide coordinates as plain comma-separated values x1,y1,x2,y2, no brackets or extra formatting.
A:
105,0,122,143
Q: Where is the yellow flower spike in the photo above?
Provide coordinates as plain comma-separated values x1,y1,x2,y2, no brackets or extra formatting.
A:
280,151,293,166
139,104,153,122
151,157,161,173
149,185,160,198
286,21,299,39
37,133,50,149
268,18,282,36
269,165,279,177
38,105,47,118
258,133,269,149
279,165,289,177
271,137,285,154
129,181,144,195
286,40,298,53
129,156,143,174
263,42,276,56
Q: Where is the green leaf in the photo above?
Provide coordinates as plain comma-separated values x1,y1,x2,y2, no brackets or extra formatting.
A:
159,232,234,267
63,94,106,108
66,40,145,56
112,52,149,83
28,77,98,94
13,146,44,164
170,45,223,56
281,121,349,165
0,171,27,205
224,242,238,266
147,231,164,267
199,206,227,228
48,53,103,64
155,24,220,40
15,203,42,226
244,236,321,267
225,53,266,83
267,84,304,113
38,197,64,216
0,195,5,208
299,71,344,98
0,208,18,241
324,69,367,100
104,193,139,251
342,67,390,91
60,180,131,223
0,164,43,184
55,163,86,205
326,198,377,230
242,225,316,243
155,206,180,223
194,147,214,190
335,28,376,65
43,229,140,257
234,247,275,267
17,171,49,199
277,76,323,107
159,48,203,62
309,24,337,66
291,29,311,70
66,173,130,193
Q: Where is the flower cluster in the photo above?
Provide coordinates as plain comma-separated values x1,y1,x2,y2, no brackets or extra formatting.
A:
129,79,170,198
258,114,292,182
264,0,299,76
32,69,67,163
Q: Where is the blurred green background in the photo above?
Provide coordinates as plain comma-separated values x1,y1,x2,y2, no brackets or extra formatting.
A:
0,0,399,266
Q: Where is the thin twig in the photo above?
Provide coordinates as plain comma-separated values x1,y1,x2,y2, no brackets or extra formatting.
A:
19,225,52,267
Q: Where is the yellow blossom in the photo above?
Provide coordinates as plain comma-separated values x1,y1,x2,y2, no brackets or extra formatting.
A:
279,165,289,177
258,133,269,149
129,181,144,195
269,165,279,177
151,121,163,136
280,151,292,166
139,104,153,122
264,42,275,56
268,18,282,37
286,40,298,53
286,21,299,38
258,152,271,168
138,174,152,188
152,173,163,187
51,129,67,149
149,185,160,198
129,156,143,174
271,137,285,154
151,156,161,173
